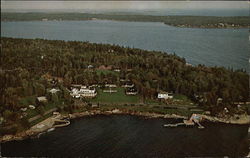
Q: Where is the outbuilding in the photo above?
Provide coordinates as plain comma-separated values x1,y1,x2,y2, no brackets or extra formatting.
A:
157,92,173,99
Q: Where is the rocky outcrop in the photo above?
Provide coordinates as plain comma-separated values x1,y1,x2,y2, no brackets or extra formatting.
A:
198,114,250,124
0,114,69,143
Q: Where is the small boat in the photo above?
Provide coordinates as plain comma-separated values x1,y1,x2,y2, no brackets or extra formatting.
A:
37,132,45,138
47,128,55,132
163,123,185,127
246,151,250,158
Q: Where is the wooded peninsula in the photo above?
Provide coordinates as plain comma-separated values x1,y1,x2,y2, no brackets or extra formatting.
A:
1,12,250,28
0,37,249,136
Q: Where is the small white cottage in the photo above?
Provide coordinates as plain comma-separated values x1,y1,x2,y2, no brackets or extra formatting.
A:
157,92,173,99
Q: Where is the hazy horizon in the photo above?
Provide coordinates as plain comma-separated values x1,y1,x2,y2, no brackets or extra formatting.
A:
1,1,249,12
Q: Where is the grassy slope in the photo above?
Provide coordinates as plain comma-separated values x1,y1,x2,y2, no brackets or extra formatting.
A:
86,87,203,116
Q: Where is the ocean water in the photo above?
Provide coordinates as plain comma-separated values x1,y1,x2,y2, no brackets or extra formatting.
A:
1,115,249,157
1,20,249,71
99,8,250,17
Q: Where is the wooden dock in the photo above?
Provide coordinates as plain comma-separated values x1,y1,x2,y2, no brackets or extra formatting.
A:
164,120,195,127
163,119,205,129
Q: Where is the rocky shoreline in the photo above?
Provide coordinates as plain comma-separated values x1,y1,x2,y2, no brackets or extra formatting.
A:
67,109,187,120
1,109,249,143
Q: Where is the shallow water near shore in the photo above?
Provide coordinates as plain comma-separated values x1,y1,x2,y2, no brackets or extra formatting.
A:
1,115,249,157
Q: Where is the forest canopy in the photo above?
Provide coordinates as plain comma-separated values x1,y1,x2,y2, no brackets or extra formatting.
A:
1,37,248,104
0,37,249,133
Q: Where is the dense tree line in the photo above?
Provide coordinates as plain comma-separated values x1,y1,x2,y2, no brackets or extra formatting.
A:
0,37,249,126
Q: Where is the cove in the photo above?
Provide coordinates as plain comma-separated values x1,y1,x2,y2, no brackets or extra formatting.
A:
1,115,249,157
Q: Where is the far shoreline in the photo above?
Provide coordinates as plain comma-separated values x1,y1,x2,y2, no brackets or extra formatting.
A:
2,12,249,29
1,19,249,29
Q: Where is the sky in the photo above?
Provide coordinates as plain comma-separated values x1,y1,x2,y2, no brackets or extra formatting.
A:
1,1,249,12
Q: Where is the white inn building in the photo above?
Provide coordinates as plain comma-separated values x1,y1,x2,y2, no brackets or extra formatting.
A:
70,85,97,98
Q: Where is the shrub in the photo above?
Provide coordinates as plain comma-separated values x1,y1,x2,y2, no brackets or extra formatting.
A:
37,106,45,115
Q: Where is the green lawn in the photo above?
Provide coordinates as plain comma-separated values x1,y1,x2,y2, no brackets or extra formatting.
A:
173,94,189,101
96,69,118,76
145,99,164,105
19,95,36,106
90,87,141,104
44,99,65,111
26,99,65,119
172,94,197,106
19,96,38,118
26,109,39,118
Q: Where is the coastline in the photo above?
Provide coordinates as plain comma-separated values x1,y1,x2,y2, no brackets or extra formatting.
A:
2,19,248,29
1,109,249,143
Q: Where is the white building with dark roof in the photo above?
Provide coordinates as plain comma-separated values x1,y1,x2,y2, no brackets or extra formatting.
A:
70,85,97,98
157,92,173,99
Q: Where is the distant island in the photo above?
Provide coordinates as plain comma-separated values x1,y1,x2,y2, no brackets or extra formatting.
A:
0,37,249,142
1,12,250,28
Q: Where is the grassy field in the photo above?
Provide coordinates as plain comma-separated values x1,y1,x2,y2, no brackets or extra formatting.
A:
19,96,38,118
19,95,36,105
20,96,66,119
89,87,141,104
172,94,196,106
85,88,203,116
173,94,189,101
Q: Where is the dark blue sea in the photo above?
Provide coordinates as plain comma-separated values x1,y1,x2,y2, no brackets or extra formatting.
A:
1,115,249,157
